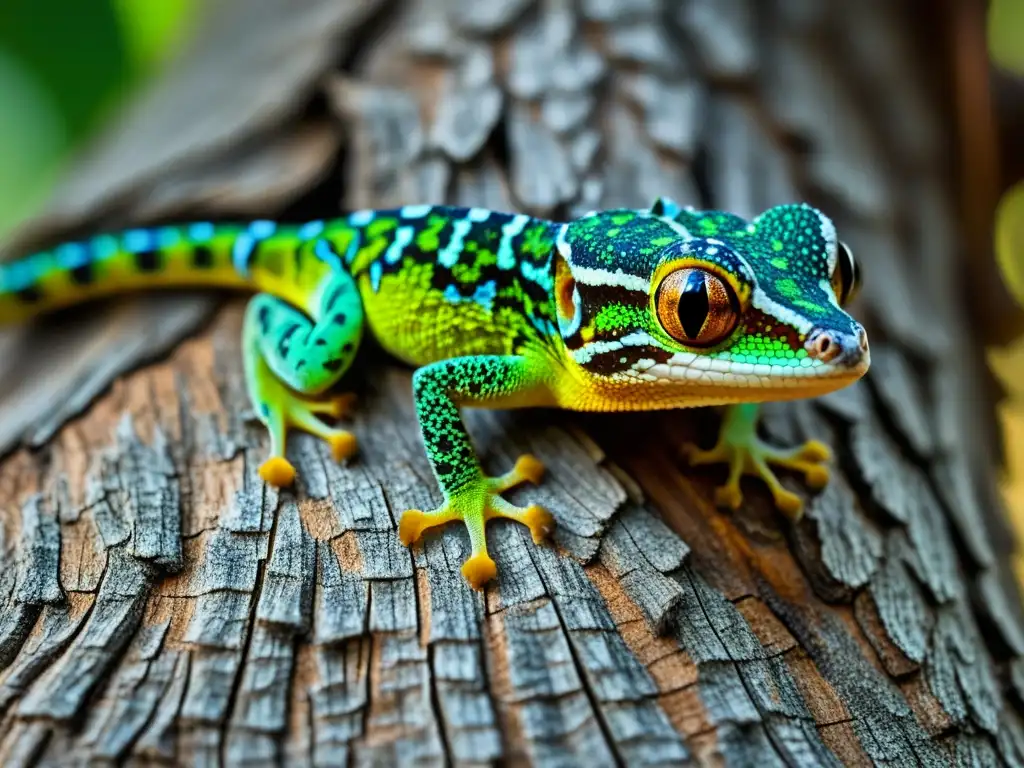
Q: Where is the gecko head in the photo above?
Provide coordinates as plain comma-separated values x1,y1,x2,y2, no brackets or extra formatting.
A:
551,201,869,410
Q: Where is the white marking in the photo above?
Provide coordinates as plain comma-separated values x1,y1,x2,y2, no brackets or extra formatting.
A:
385,225,415,264
705,246,719,256
348,209,375,227
497,214,531,270
555,223,571,261
659,215,694,240
571,265,649,293
820,277,842,309
571,331,657,364
467,207,491,222
706,238,725,247
558,283,583,338
751,285,815,335
816,207,839,274
439,218,472,268
370,261,383,292
400,204,433,218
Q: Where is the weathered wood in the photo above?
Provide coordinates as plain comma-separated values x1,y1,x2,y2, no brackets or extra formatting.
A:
0,0,1022,765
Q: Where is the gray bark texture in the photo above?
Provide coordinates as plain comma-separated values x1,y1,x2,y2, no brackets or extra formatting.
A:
0,0,1022,765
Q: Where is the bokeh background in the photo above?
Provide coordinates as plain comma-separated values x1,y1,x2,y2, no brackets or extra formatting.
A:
4,0,1024,576
0,0,198,241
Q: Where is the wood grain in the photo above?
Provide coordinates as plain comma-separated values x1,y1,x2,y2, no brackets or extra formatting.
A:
0,0,1021,765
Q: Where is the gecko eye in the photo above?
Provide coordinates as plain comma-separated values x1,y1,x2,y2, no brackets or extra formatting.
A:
656,267,739,347
831,241,861,305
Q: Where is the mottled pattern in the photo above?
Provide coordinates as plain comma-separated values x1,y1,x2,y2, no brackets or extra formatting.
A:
413,356,544,493
0,198,869,584
552,200,866,410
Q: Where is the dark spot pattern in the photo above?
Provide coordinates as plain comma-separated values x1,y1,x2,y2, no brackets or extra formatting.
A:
70,263,94,285
192,246,214,268
135,250,160,272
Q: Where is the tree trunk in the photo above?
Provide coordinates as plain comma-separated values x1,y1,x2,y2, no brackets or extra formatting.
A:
1,0,1022,765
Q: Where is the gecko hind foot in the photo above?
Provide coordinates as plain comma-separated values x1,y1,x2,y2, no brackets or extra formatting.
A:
683,436,831,520
397,454,554,589
258,390,359,488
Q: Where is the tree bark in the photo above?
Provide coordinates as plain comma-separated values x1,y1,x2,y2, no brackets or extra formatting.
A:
1,0,1022,765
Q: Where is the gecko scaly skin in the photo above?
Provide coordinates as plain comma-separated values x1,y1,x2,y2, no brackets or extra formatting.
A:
0,199,868,588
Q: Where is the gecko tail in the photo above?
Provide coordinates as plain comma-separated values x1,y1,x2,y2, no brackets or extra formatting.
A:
0,221,277,325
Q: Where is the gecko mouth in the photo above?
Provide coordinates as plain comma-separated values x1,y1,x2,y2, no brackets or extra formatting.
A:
630,348,870,390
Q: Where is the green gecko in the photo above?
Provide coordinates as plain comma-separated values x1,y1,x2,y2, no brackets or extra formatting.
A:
0,198,868,589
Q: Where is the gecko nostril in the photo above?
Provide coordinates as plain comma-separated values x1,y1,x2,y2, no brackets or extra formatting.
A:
805,330,842,362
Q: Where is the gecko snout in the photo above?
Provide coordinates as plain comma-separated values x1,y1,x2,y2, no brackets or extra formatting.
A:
804,325,868,366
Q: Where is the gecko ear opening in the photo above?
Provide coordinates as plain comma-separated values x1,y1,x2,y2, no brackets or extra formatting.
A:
554,242,582,339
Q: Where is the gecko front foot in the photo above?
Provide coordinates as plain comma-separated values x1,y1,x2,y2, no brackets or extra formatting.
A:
398,455,554,589
682,409,831,520
257,389,359,487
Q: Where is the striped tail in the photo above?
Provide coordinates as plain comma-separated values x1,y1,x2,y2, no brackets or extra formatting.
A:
0,220,341,325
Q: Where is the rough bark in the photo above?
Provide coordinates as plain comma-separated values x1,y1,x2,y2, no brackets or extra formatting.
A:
0,0,1022,765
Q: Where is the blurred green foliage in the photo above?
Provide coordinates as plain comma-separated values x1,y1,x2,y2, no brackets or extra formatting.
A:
991,0,1024,311
990,0,1024,75
0,0,197,240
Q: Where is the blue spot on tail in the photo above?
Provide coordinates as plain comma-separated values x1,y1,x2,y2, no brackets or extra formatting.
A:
55,242,90,269
123,229,155,252
188,222,216,241
249,220,276,239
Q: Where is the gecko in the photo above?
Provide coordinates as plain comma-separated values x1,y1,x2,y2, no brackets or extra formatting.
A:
0,198,868,589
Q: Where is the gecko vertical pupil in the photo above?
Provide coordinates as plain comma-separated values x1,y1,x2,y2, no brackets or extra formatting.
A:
677,270,709,339
656,266,739,347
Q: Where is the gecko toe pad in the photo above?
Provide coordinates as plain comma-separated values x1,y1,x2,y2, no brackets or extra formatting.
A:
259,456,297,487
328,431,358,463
461,552,498,590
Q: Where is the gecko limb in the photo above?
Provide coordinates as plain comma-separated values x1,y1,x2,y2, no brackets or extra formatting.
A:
397,355,555,589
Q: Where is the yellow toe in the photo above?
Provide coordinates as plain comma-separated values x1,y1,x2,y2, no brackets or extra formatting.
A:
773,489,804,520
329,432,358,462
514,454,546,485
804,464,830,490
462,552,497,590
398,510,426,546
799,440,832,462
522,504,555,544
714,484,743,510
260,457,296,487
327,393,357,419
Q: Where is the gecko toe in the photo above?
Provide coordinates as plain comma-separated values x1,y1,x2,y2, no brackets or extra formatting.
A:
259,456,297,487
